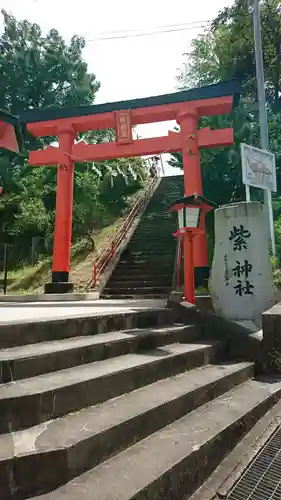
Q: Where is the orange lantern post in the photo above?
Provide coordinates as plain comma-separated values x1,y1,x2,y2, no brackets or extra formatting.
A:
167,194,216,304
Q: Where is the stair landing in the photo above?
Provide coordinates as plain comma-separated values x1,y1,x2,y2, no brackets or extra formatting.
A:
0,298,167,326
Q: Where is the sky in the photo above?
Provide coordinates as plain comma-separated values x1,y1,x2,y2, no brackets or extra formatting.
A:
0,0,234,174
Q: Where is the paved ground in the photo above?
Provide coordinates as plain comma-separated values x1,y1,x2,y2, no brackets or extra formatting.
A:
0,299,167,325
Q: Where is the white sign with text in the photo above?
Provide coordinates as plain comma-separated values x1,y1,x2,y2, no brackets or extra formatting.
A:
241,143,277,192
209,201,275,328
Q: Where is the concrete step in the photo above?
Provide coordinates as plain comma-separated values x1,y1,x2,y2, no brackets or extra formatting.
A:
0,325,199,382
101,293,171,299
101,293,169,300
125,249,174,256
118,258,174,265
134,216,175,221
135,213,175,217
131,220,174,225
117,260,174,267
113,269,173,277
0,362,254,498
107,274,172,282
125,256,175,261
129,232,175,238
103,287,172,295
133,231,174,235
0,308,173,349
131,232,175,239
0,341,223,433
114,270,173,278
29,376,281,500
134,222,176,227
106,280,172,288
136,215,176,221
108,274,172,283
131,225,176,231
124,250,175,256
108,279,171,288
127,241,175,248
113,265,172,273
133,220,175,225
128,238,175,244
135,221,176,226
143,213,174,220
111,274,173,283
124,245,175,251
127,240,173,246
118,261,174,267
129,237,175,242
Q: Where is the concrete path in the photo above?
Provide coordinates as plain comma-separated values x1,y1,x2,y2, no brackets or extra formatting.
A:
0,299,167,326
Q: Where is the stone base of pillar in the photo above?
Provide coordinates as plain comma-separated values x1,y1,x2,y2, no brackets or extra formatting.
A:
44,281,74,294
194,266,210,288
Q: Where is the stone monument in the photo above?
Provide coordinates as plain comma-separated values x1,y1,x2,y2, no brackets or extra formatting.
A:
209,201,275,328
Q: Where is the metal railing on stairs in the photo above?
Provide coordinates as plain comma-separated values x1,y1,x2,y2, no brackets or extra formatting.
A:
91,177,159,288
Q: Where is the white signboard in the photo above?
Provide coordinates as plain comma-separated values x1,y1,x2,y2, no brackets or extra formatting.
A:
241,143,276,192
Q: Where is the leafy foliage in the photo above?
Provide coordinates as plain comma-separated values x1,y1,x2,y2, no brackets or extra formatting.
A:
172,0,281,260
177,0,281,106
0,10,99,113
0,11,146,266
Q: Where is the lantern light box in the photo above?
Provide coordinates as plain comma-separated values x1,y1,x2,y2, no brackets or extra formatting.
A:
178,206,201,232
167,194,216,236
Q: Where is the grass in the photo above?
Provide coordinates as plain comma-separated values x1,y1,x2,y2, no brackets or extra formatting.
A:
7,220,126,293
272,256,281,290
175,285,209,296
6,185,149,294
196,285,209,295
8,259,51,293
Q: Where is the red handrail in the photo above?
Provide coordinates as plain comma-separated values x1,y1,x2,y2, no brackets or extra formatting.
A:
91,177,158,288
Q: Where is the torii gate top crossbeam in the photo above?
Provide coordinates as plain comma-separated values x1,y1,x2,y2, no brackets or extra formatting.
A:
21,79,241,137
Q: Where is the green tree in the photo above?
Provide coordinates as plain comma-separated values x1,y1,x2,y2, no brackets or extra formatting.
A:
172,0,281,261
0,10,100,113
177,0,281,106
0,8,100,250
173,0,281,202
0,10,146,266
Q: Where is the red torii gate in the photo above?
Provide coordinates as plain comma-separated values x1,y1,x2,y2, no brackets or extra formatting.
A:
21,79,240,293
0,109,24,196
0,109,24,155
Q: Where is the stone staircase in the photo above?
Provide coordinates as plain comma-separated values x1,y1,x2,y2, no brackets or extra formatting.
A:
0,303,281,499
102,176,184,299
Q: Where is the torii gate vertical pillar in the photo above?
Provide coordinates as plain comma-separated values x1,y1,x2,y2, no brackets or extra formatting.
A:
45,127,76,294
178,112,209,286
